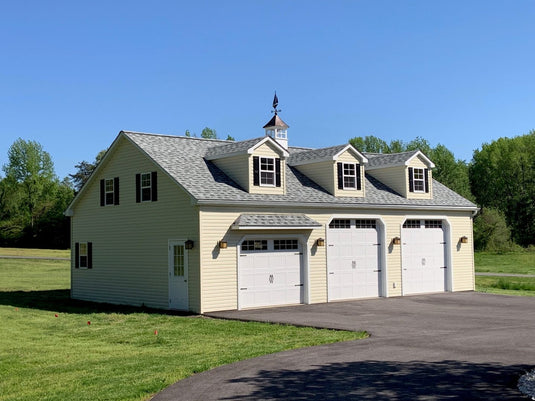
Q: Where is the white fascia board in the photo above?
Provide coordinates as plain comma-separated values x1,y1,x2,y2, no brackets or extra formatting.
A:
196,198,478,212
247,136,289,157
406,151,435,168
333,144,368,164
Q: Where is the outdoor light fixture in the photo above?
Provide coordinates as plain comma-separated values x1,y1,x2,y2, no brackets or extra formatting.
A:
185,240,194,250
460,236,468,244
316,238,325,247
392,237,401,245
218,240,228,249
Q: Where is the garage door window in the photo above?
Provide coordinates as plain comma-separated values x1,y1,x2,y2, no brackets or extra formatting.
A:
242,240,268,251
425,220,442,228
274,239,299,250
355,219,376,228
329,219,351,229
403,220,421,228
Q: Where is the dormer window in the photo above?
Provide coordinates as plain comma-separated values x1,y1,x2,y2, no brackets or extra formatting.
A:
253,156,281,187
337,162,361,191
260,157,275,186
409,167,429,193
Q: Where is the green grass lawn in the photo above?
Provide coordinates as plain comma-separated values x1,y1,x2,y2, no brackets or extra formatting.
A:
0,247,70,258
475,250,535,296
0,257,366,401
475,251,535,275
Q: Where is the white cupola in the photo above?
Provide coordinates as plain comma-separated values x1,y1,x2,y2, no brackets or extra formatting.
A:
263,92,289,149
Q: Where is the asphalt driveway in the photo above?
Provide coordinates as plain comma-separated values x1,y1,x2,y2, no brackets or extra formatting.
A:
152,292,535,400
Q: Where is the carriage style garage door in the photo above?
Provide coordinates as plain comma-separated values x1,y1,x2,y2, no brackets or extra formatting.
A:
401,219,447,295
238,239,303,309
327,219,381,301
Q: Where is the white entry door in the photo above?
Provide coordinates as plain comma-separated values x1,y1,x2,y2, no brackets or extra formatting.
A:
327,219,381,301
402,219,447,295
168,240,189,310
238,239,303,309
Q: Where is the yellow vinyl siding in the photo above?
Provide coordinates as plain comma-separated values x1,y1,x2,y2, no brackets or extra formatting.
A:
198,206,474,312
295,161,336,195
367,167,407,197
212,154,250,191
71,136,201,312
249,142,285,195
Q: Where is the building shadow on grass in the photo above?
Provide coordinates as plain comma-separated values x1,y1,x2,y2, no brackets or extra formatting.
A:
0,289,194,316
222,360,530,401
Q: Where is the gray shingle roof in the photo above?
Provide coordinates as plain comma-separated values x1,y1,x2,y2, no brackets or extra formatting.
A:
288,144,348,165
204,137,265,159
123,131,476,210
364,150,420,169
231,214,322,229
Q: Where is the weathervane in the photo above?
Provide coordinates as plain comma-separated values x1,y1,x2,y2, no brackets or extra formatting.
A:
272,91,281,115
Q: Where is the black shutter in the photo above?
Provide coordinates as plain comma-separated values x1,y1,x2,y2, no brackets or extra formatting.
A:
151,171,158,201
408,167,414,192
424,168,429,193
87,242,93,269
136,174,141,203
100,179,105,206
275,158,281,187
337,162,343,189
75,242,80,268
253,156,260,186
114,177,120,205
356,164,362,190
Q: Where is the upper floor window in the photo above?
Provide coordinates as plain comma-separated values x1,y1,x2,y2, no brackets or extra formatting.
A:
253,156,281,188
409,167,429,193
100,177,119,206
337,162,361,191
260,157,275,186
136,172,158,202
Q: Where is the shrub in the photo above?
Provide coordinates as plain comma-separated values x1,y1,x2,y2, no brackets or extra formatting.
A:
473,208,517,252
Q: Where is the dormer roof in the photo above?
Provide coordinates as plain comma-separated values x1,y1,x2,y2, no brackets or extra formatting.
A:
365,150,435,170
288,144,368,166
204,136,290,161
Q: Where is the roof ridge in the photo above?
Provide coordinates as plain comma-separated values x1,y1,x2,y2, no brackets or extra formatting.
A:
122,130,232,144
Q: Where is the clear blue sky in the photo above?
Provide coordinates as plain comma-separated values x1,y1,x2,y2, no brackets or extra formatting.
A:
1,1,534,180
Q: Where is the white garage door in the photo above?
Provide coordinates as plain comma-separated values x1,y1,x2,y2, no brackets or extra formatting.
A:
402,219,447,295
327,219,381,301
238,239,303,309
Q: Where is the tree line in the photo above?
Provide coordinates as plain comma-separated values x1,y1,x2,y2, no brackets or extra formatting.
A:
1,130,533,251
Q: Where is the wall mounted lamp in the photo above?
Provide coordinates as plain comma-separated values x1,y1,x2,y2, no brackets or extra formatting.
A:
218,240,228,249
185,240,194,250
316,238,325,247
392,237,401,245
460,236,468,244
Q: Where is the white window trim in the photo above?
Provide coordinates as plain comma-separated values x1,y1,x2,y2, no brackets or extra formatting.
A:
259,157,276,187
104,178,115,206
140,172,152,202
79,242,88,269
412,167,426,193
342,162,358,190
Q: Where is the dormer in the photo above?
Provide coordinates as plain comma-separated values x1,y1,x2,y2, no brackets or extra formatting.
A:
365,150,435,199
288,144,368,197
263,93,289,149
204,136,289,195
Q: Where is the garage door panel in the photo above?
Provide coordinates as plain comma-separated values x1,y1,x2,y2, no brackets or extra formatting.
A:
328,219,381,301
239,239,303,309
402,220,446,295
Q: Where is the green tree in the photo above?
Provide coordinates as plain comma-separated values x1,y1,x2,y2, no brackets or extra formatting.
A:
226,134,235,141
473,208,515,252
201,127,217,139
69,149,107,192
470,132,535,246
2,138,56,228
